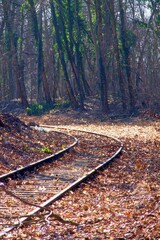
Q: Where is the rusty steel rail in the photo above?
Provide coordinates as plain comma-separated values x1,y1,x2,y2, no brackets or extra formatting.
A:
41,125,123,149
0,130,78,182
0,127,123,238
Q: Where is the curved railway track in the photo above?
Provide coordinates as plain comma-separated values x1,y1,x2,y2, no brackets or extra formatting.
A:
0,127,123,238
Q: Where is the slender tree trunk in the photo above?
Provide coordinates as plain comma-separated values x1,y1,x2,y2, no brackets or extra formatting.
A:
95,0,109,113
106,0,129,111
86,0,100,91
50,0,79,109
87,0,109,113
74,0,85,109
57,0,85,109
2,0,28,107
28,0,52,104
0,11,14,100
118,0,135,113
6,35,15,100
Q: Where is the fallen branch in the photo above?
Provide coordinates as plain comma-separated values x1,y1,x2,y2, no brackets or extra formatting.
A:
0,183,78,226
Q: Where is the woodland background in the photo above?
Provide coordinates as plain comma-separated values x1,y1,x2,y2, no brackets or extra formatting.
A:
0,1,160,237
0,0,160,114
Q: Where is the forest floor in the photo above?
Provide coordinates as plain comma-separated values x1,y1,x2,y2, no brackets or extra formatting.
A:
0,104,160,239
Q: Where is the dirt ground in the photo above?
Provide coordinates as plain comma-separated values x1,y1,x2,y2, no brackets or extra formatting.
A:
1,108,160,239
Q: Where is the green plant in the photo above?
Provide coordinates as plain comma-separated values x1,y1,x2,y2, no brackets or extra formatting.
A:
26,102,44,116
55,99,70,109
26,102,54,116
40,147,52,154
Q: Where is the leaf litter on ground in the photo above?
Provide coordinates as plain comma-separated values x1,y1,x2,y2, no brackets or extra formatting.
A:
0,111,160,239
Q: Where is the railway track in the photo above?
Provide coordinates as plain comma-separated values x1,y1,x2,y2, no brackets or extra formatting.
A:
0,127,123,238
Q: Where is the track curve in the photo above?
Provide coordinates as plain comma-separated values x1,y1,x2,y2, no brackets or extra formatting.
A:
0,130,78,182
0,127,123,238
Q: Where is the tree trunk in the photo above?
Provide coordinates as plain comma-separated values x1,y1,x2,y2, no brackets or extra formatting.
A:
2,0,28,107
50,0,79,109
106,0,129,111
118,0,135,113
28,0,52,104
95,0,109,113
57,0,85,109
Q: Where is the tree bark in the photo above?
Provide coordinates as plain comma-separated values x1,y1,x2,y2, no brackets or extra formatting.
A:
28,0,52,104
105,0,129,111
2,0,28,107
50,0,79,109
95,0,109,113
118,0,135,113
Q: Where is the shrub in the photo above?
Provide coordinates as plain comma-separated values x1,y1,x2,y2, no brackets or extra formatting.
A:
55,99,70,109
26,103,44,116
